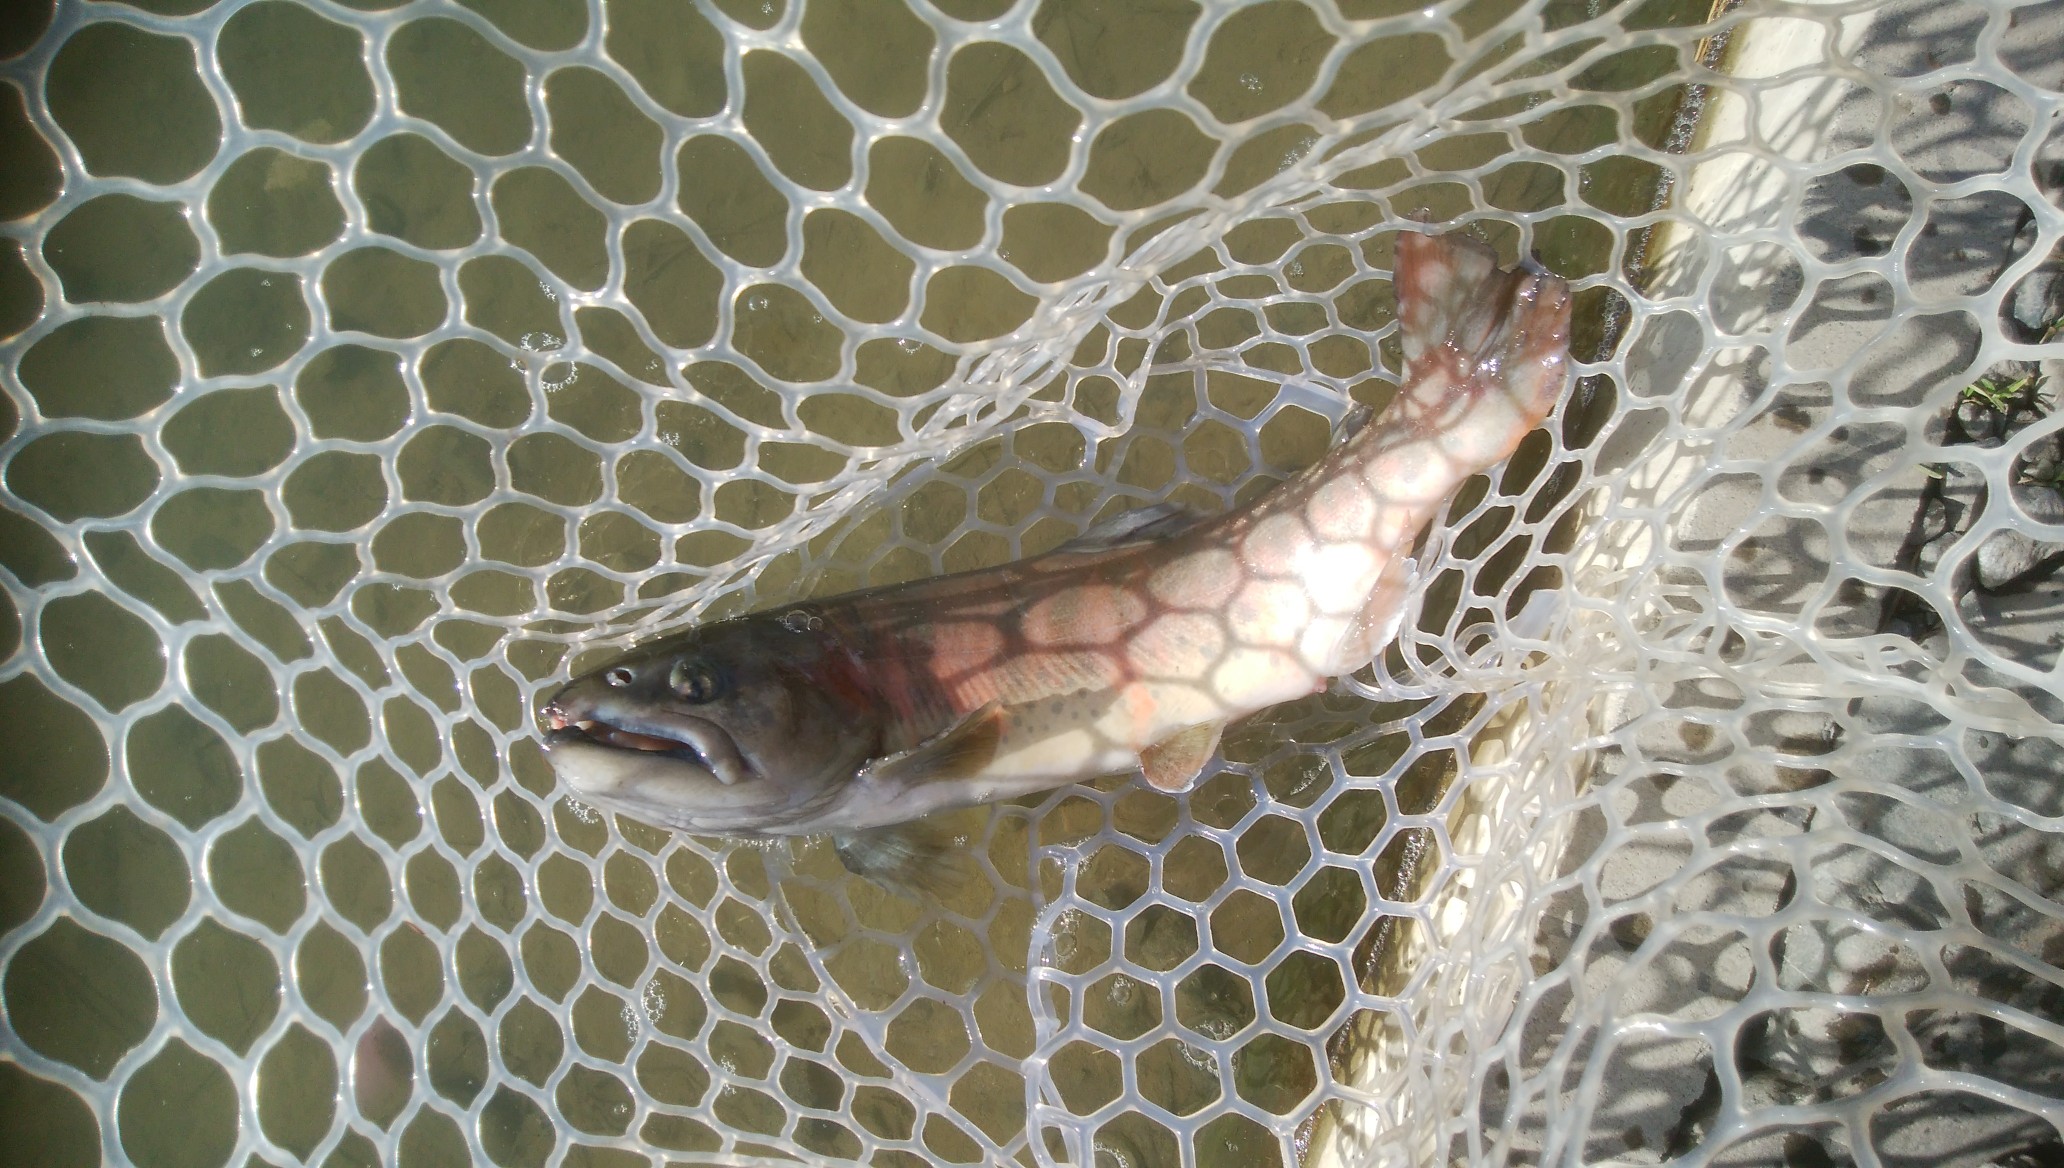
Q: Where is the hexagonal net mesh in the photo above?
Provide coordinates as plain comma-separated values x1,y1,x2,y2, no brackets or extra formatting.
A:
3,0,2062,1164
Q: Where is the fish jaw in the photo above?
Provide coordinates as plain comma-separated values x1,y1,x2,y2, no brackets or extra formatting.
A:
544,731,798,833
536,613,889,834
539,685,796,832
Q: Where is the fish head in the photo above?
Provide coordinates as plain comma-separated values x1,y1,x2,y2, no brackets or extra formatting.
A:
538,611,880,832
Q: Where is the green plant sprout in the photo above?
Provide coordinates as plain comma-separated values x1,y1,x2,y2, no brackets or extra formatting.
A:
1960,370,2047,414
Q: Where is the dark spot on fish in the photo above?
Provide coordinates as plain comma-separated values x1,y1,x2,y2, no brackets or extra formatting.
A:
1852,228,1887,257
1843,163,1885,186
1929,91,1951,115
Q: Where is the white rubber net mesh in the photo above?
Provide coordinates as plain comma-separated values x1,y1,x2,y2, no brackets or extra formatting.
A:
4,0,2063,1164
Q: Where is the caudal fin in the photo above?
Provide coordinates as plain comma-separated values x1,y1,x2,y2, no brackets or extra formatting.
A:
1391,230,1574,461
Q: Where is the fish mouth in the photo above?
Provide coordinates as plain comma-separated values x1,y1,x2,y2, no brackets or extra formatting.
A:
540,701,753,787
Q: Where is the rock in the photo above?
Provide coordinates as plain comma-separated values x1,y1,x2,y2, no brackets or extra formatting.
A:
1918,530,1962,581
2010,481,2064,526
1933,460,1988,535
2022,449,2060,488
1918,496,1952,544
1975,530,2056,589
2007,250,2061,340
2014,480,2064,526
1956,398,2002,443
1974,486,2064,590
2018,431,2062,487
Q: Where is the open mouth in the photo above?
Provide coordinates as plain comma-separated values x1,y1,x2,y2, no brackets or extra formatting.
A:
540,698,752,786
544,710,711,768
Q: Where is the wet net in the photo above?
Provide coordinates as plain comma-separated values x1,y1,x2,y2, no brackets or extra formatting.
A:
3,0,2062,1164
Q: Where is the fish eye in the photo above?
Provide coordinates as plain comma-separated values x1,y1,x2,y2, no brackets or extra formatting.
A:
604,667,634,688
669,660,721,703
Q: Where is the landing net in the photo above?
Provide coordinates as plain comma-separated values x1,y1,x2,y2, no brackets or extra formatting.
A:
1,0,2060,1165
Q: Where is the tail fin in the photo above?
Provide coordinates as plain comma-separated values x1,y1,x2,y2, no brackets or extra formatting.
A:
1391,231,1574,462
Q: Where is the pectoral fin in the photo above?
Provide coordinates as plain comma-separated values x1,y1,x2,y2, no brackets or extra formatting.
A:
1139,720,1226,792
833,822,970,898
865,701,1005,787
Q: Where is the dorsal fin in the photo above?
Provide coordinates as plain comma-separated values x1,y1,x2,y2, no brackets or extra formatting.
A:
1139,720,1226,792
864,701,1005,788
1058,502,1207,553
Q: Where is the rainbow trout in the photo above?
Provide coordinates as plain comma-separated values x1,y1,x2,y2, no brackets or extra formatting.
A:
541,231,1571,886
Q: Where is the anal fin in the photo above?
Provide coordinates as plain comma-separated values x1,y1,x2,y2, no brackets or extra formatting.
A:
1329,553,1418,675
865,701,1005,787
1139,720,1226,792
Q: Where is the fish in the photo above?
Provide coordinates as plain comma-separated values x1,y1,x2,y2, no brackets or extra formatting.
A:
539,230,1572,890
